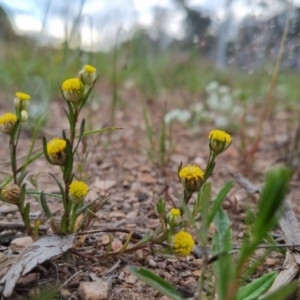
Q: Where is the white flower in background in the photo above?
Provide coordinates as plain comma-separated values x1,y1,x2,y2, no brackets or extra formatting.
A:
205,81,219,93
219,85,230,94
207,93,219,109
193,102,203,113
164,109,191,124
215,115,229,128
220,94,233,110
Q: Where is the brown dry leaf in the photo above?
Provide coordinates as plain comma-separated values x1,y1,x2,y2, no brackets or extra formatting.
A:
0,234,76,297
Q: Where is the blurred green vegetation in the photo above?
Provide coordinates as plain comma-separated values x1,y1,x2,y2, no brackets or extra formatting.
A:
1,28,300,108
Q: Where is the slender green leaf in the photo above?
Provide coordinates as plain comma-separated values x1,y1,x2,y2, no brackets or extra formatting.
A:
66,101,75,125
17,171,28,186
49,173,66,209
208,180,233,225
237,272,277,300
79,79,97,111
40,192,53,218
19,183,27,213
127,267,183,300
213,207,234,300
199,182,211,245
81,127,122,137
239,167,291,265
213,207,232,253
42,137,56,165
73,118,85,154
24,203,31,229
60,213,67,233
253,167,291,240
259,281,298,300
62,130,67,140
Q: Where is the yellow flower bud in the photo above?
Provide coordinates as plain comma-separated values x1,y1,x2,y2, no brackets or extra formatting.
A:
61,78,84,103
0,113,17,134
79,64,97,86
46,138,66,165
179,165,204,193
166,208,181,227
14,92,30,110
208,129,232,155
20,110,28,122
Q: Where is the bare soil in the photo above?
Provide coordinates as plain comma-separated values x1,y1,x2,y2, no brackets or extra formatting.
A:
0,83,299,299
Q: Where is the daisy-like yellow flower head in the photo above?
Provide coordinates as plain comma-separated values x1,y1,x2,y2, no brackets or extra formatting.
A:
47,138,67,165
14,92,31,110
79,64,97,86
61,78,83,103
208,129,232,155
0,113,17,134
179,165,204,193
169,208,180,216
167,208,181,227
69,181,89,203
1,183,20,205
172,231,195,256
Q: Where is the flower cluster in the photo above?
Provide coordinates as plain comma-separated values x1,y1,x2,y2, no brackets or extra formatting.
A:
46,138,67,165
61,64,97,105
62,78,83,103
167,208,181,227
179,165,204,193
172,231,195,256
42,64,97,234
69,180,89,203
0,113,17,134
0,92,30,135
208,129,232,155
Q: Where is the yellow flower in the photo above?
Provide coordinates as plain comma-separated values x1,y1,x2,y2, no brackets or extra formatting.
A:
14,92,31,110
79,64,97,86
47,138,66,165
61,78,83,103
172,231,195,256
208,129,232,155
69,181,88,203
170,208,180,216
179,165,204,192
167,208,181,227
84,64,96,73
0,113,17,134
1,184,20,205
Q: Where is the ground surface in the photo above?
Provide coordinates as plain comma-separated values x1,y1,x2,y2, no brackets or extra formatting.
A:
0,82,299,299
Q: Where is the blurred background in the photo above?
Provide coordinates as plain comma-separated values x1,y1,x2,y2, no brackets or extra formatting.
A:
0,0,299,129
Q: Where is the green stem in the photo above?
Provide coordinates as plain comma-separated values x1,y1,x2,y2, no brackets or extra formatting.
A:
9,138,17,184
69,107,79,148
